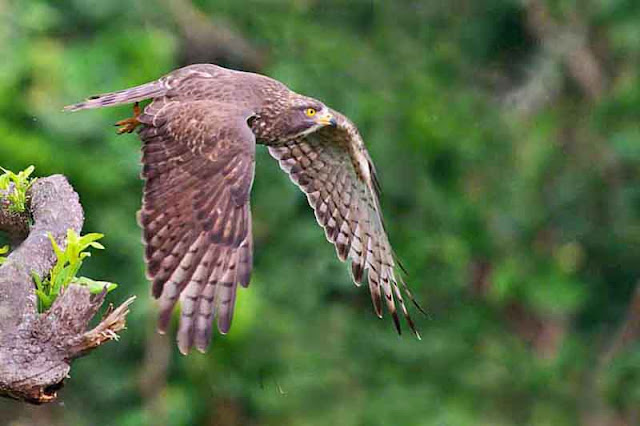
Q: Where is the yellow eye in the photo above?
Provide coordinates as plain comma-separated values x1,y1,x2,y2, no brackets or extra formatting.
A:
305,108,317,117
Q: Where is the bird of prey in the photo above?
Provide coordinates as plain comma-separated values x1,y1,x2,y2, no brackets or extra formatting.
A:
65,64,423,354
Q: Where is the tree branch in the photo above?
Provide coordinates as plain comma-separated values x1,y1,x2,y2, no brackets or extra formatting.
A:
523,0,607,100
165,0,266,72
0,175,134,404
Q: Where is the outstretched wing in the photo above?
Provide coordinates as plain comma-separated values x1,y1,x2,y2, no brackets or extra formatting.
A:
138,99,255,354
268,110,422,337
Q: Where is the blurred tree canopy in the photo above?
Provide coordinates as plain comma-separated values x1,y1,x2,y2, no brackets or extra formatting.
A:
1,0,639,425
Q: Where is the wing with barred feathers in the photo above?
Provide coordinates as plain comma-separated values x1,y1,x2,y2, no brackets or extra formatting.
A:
267,110,422,337
137,99,255,354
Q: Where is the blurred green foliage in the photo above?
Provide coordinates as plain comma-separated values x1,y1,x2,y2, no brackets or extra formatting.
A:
1,0,639,425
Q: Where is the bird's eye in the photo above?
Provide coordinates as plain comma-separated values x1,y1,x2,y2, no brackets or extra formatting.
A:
305,108,317,117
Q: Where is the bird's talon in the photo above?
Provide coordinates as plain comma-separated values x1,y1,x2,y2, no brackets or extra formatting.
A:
115,102,141,135
115,118,139,134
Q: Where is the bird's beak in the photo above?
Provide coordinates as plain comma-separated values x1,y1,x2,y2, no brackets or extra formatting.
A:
316,110,337,127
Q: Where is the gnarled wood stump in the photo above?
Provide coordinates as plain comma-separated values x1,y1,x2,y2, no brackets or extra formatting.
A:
0,175,134,404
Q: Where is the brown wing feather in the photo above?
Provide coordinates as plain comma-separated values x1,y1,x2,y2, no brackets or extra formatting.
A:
138,99,255,354
268,110,421,337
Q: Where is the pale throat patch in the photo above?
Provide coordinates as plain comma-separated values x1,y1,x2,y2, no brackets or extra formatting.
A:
293,122,325,139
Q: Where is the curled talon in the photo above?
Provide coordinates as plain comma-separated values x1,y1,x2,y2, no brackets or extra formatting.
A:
115,102,141,134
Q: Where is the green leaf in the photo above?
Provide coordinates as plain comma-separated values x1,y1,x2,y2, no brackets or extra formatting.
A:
33,230,116,312
35,289,52,311
48,233,65,263
0,245,8,265
74,276,118,294
31,271,43,290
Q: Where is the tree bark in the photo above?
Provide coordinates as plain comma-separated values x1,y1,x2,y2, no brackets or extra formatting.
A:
0,175,134,404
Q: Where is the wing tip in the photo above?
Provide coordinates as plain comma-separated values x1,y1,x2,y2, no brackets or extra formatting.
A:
178,343,191,356
373,297,383,318
373,303,383,319
217,312,233,335
398,274,430,319
157,305,174,336
195,345,209,354
404,311,422,340
177,319,195,355
391,310,402,335
412,298,431,319
350,262,365,287
194,325,214,353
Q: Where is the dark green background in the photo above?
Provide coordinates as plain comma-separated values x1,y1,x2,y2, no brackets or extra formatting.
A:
1,0,639,425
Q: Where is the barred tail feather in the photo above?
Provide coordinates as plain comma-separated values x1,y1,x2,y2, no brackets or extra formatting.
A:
156,231,206,334
63,80,167,111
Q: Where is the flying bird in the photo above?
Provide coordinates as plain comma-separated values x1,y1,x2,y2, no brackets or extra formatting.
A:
65,64,423,354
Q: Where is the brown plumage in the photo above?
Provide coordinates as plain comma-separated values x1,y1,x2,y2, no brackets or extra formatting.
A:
65,63,423,354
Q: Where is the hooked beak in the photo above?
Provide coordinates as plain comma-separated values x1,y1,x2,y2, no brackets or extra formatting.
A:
315,110,337,127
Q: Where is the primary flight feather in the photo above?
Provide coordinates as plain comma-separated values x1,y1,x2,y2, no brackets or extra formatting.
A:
65,63,422,354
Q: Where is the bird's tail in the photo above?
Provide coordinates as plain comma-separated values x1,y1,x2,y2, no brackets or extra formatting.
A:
63,80,167,112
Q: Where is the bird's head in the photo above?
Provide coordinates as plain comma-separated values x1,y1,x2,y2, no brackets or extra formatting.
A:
279,98,337,140
250,96,337,143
